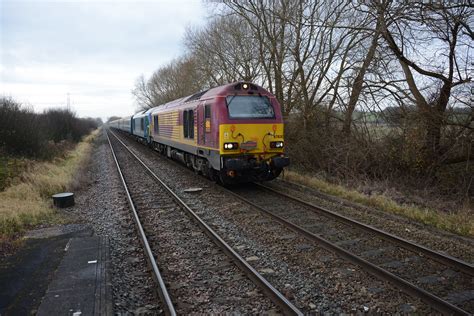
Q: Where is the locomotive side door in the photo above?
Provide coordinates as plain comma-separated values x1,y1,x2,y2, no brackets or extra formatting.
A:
197,102,205,146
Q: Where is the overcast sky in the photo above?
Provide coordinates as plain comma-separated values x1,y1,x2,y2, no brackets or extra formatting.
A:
0,0,208,120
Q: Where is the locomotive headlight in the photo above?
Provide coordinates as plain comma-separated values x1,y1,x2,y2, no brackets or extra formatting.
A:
242,83,249,89
224,142,239,150
270,141,284,149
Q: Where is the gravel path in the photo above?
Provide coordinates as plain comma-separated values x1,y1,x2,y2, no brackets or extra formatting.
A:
69,130,162,314
112,130,435,314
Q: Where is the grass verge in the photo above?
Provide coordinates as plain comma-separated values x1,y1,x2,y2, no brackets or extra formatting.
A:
0,130,98,239
282,170,473,237
0,157,29,191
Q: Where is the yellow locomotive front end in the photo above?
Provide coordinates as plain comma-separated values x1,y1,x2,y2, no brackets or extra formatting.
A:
218,123,288,181
215,83,289,183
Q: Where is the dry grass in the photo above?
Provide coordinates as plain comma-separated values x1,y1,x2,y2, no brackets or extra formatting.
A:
0,130,98,238
282,170,474,237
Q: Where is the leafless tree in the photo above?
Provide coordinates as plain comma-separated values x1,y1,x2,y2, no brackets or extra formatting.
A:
132,75,155,110
223,0,296,115
133,56,207,111
378,0,473,164
131,0,473,197
185,15,263,86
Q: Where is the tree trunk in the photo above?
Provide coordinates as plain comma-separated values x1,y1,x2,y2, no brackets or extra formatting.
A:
342,18,381,136
424,82,452,164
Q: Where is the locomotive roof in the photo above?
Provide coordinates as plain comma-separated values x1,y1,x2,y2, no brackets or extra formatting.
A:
201,81,269,99
113,82,273,122
148,81,271,114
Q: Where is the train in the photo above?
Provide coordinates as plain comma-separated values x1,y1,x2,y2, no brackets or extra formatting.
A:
109,82,289,184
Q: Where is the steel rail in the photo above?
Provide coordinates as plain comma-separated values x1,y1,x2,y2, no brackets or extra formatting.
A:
105,130,177,316
108,129,303,316
257,183,474,277
224,187,471,316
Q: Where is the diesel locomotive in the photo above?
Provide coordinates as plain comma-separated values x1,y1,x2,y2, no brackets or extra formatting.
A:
109,82,289,184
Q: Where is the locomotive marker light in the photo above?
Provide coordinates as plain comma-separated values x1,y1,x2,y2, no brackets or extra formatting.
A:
270,141,284,149
224,142,239,150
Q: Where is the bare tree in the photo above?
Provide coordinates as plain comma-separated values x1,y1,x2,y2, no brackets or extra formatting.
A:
378,1,472,164
288,0,362,128
341,1,387,135
185,15,263,85
132,74,155,110
133,56,208,111
223,0,295,115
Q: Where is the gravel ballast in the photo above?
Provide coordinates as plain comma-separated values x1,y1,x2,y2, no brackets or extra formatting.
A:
111,130,442,314
108,131,279,314
69,131,162,314
267,179,474,263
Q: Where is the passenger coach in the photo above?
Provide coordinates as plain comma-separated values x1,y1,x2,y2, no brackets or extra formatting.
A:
110,82,289,184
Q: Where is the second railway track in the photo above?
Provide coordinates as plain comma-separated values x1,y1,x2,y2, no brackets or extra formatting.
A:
108,128,473,314
228,183,474,315
106,129,302,315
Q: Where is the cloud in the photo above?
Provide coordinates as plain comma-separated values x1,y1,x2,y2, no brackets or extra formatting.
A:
1,0,207,120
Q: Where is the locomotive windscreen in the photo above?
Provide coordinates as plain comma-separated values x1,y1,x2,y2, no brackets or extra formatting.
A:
226,95,275,119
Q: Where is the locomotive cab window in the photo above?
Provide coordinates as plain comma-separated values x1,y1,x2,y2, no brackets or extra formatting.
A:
183,110,194,139
226,95,275,119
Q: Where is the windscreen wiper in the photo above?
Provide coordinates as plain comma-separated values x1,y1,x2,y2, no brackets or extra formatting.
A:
226,94,237,107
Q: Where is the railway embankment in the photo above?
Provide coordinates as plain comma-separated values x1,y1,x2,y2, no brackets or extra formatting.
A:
0,129,162,314
280,170,473,237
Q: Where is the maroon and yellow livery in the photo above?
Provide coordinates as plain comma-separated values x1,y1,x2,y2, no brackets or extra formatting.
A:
110,82,289,183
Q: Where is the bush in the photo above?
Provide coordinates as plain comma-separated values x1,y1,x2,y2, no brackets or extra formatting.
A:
0,97,101,159
285,111,473,200
0,98,44,157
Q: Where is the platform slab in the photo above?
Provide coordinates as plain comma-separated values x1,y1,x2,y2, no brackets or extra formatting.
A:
37,236,112,316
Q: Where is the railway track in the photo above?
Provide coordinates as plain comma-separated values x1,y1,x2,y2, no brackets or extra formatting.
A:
106,129,302,315
227,183,474,315
109,128,473,314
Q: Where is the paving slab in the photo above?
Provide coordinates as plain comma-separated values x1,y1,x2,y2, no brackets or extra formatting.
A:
0,225,93,315
37,236,112,316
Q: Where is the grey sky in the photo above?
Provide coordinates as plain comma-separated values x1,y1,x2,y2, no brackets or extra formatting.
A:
0,0,207,120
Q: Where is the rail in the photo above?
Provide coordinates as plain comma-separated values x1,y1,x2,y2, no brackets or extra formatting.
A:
105,130,177,316
107,129,303,316
224,185,471,316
